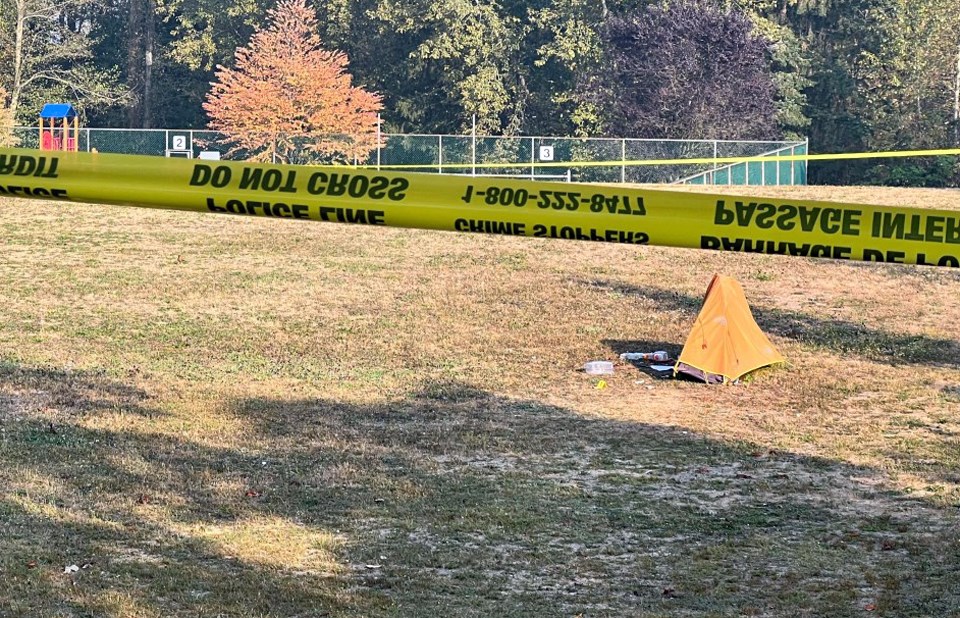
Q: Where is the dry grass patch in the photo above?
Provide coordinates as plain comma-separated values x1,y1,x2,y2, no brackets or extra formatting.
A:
1,185,958,616
167,516,344,574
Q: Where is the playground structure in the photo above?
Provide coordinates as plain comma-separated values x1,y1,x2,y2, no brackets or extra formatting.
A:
38,103,80,152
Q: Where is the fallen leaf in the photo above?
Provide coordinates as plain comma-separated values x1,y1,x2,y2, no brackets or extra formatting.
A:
662,587,679,598
245,489,261,498
136,494,151,505
26,561,37,569
865,603,876,611
881,540,895,551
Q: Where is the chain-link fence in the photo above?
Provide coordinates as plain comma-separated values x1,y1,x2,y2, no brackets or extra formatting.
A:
13,126,807,185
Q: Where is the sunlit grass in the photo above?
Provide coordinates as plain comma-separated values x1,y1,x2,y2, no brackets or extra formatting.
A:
1,186,959,616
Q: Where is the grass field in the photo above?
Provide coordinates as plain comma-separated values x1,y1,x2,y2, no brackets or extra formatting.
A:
1,185,959,617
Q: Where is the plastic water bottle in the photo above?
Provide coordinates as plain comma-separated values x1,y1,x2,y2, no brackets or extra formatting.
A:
583,361,615,375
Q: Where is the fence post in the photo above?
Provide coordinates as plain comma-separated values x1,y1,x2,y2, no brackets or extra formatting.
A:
712,140,718,185
438,135,443,175
471,115,476,177
791,145,796,185
776,146,781,185
531,137,535,181
621,139,626,184
376,114,382,170
803,138,809,185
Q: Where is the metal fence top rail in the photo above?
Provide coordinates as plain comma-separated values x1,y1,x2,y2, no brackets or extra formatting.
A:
15,125,802,146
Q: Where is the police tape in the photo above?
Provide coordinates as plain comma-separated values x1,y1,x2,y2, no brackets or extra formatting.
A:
2,147,959,268
367,147,960,170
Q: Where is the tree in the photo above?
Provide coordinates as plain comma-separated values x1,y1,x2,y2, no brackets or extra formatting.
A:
526,0,611,136
581,1,779,140
124,0,156,127
362,0,523,134
313,0,586,136
726,1,813,139
860,0,960,184
954,41,960,145
203,0,382,163
0,85,19,146
0,0,127,122
781,0,960,184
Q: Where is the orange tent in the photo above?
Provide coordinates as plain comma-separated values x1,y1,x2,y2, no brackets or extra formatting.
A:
675,274,784,383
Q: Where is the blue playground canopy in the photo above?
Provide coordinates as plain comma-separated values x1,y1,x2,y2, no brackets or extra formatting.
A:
40,103,78,119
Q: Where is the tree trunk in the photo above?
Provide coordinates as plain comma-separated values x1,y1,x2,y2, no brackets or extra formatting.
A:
127,0,143,127
143,0,155,128
11,0,26,119
954,42,960,145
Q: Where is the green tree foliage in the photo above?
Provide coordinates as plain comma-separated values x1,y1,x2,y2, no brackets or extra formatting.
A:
852,0,960,183
365,0,520,134
525,0,611,135
795,0,894,182
0,0,128,122
726,1,812,138
768,0,960,183
157,0,271,71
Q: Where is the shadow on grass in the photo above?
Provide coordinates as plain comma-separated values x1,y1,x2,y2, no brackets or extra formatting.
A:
1,366,959,616
583,279,960,368
0,361,162,418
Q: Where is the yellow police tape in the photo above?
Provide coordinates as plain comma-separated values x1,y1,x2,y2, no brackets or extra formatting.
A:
1,147,959,268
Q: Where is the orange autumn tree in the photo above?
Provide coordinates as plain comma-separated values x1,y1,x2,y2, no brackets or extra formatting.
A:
204,0,382,164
